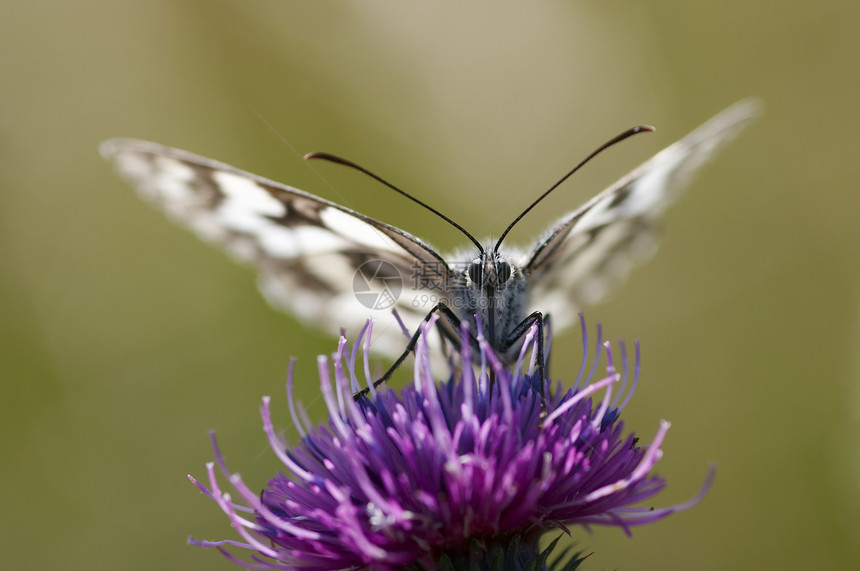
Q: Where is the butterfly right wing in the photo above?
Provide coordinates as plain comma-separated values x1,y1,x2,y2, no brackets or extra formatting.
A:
100,139,448,357
524,99,762,330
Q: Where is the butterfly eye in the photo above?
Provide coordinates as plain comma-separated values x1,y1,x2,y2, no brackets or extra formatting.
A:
468,260,483,285
496,260,512,284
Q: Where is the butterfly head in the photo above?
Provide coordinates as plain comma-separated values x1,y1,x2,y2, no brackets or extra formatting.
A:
443,245,527,350
467,251,514,292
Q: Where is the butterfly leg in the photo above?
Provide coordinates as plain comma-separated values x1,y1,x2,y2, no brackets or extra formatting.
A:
353,303,477,401
543,313,553,380
500,311,548,419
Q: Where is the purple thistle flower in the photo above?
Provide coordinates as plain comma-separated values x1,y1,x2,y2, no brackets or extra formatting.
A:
188,316,713,569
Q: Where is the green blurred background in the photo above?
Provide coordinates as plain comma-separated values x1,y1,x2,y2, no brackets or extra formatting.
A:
2,1,858,569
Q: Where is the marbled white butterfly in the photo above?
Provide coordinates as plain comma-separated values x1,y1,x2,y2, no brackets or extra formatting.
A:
102,99,759,408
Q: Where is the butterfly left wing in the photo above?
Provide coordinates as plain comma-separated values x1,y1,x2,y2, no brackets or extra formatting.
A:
100,139,448,357
524,99,762,330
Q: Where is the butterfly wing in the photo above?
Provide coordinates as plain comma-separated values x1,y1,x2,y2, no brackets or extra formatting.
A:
100,139,447,357
524,99,762,330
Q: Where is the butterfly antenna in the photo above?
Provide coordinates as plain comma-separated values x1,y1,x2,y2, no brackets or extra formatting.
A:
305,152,484,253
493,125,655,253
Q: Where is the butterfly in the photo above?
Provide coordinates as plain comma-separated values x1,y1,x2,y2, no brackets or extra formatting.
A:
101,99,759,405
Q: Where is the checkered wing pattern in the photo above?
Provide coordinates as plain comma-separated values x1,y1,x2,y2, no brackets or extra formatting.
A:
101,139,445,356
524,99,761,330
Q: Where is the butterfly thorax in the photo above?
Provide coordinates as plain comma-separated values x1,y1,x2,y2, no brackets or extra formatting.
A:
445,244,528,359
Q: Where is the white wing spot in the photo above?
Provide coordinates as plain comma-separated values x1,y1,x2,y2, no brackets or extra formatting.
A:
307,252,361,291
258,226,299,257
143,157,198,206
155,156,196,182
115,153,153,181
622,155,684,214
187,215,229,242
296,226,352,255
217,201,273,234
574,199,613,232
254,221,354,258
292,225,353,254
213,171,286,217
319,208,399,251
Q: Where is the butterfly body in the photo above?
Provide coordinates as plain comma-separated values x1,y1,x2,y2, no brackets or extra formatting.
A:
434,244,530,360
102,99,760,372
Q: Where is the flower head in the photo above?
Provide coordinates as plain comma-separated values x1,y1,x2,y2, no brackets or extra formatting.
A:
189,316,712,569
